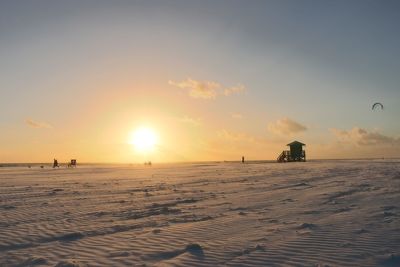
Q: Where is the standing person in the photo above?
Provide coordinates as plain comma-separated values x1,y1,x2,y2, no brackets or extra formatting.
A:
53,159,58,168
242,156,245,163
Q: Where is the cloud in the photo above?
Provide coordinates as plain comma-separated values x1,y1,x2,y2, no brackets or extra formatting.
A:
331,127,399,146
231,113,244,119
217,129,257,143
178,116,202,126
169,78,246,99
25,119,53,129
223,84,246,96
267,117,307,135
168,78,218,99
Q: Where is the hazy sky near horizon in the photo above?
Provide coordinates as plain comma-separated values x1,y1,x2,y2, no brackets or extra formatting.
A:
1,0,400,163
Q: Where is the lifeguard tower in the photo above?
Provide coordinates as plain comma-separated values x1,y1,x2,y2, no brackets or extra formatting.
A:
277,141,306,162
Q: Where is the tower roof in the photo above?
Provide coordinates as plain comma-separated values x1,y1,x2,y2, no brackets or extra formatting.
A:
287,141,305,146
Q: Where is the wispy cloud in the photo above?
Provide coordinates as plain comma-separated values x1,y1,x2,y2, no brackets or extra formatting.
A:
331,127,399,146
231,113,244,119
267,117,307,135
223,84,246,96
217,129,257,143
168,78,246,99
25,119,53,129
178,116,202,126
168,78,218,99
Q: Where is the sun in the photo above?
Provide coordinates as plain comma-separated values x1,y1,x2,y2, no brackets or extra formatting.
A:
129,127,158,153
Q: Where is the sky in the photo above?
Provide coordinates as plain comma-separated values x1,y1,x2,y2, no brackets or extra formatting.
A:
1,0,400,163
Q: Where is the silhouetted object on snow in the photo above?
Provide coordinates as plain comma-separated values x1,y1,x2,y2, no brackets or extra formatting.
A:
68,159,77,168
53,159,59,168
372,102,383,111
242,156,245,163
277,141,306,162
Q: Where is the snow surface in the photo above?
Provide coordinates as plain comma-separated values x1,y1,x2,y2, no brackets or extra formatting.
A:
1,160,400,266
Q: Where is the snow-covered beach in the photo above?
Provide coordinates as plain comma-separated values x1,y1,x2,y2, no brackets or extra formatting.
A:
1,160,400,266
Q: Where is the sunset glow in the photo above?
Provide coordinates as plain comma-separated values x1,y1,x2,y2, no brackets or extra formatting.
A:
0,1,399,164
129,127,158,153
2,3,400,266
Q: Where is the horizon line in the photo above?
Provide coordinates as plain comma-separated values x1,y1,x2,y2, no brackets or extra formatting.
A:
0,157,398,166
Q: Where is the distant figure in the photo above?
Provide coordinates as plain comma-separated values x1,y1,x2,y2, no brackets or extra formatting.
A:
40,165,44,169
68,159,77,168
242,156,245,163
53,159,59,168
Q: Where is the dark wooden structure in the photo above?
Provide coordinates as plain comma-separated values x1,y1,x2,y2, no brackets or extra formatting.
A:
277,141,306,162
68,159,77,168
